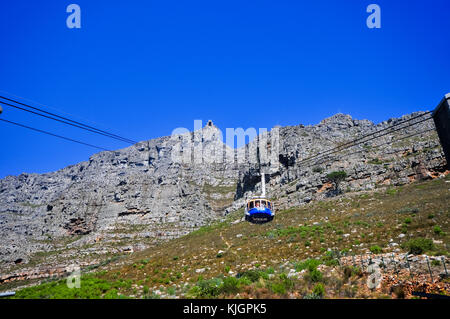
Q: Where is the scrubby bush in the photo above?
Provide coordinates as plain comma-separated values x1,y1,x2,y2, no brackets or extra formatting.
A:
221,277,240,294
239,270,268,282
386,188,398,195
269,273,294,295
370,245,382,254
12,274,127,299
313,283,325,297
313,166,323,173
295,258,321,272
270,282,287,295
166,286,176,296
188,278,223,298
402,238,435,255
309,269,323,282
326,171,347,193
140,259,149,265
433,226,444,235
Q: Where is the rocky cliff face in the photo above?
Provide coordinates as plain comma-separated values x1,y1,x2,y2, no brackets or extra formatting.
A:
0,113,446,275
234,112,446,210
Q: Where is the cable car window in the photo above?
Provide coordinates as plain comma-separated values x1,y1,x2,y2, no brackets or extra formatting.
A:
267,202,272,209
261,200,267,207
249,201,254,209
255,201,261,208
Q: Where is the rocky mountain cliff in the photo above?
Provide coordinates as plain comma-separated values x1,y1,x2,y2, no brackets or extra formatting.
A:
0,112,447,276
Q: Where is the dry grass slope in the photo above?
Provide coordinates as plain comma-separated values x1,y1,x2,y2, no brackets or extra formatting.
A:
6,174,450,299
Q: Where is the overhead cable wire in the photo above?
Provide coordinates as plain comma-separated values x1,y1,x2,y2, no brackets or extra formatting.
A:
0,118,111,151
299,111,432,165
0,95,138,144
306,127,438,168
0,100,137,145
299,113,433,166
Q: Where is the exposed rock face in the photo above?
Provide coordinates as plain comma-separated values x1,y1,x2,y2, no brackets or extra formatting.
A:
235,112,446,210
0,113,446,273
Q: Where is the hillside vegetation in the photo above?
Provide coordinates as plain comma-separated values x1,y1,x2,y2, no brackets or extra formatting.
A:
6,174,450,299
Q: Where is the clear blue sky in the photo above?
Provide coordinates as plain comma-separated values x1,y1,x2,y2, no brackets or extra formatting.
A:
0,0,449,178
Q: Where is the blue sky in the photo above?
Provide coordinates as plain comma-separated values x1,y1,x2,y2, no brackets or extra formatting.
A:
0,0,449,178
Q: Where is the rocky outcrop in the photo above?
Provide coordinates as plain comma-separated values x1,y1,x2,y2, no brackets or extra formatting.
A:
234,112,446,210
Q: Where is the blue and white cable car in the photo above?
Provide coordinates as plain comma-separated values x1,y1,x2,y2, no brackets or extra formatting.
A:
244,174,275,224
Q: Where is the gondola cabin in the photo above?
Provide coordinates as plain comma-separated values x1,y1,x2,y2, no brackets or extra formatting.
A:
244,197,274,224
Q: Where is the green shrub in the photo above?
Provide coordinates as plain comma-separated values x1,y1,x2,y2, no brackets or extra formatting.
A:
270,274,294,295
221,277,240,294
239,270,267,282
386,188,398,195
313,283,325,297
270,282,286,295
309,269,323,282
166,287,176,296
295,259,321,272
313,166,323,173
404,218,412,224
401,224,408,234
402,238,435,255
324,259,339,267
326,171,347,192
103,289,120,299
188,278,223,298
237,276,252,288
370,245,382,254
12,275,124,299
433,226,443,235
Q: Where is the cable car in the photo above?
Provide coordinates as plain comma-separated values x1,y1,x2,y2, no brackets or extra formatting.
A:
245,197,274,224
244,174,275,224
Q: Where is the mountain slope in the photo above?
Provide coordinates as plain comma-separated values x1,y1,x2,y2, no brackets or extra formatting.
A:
0,112,446,283
5,174,450,298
